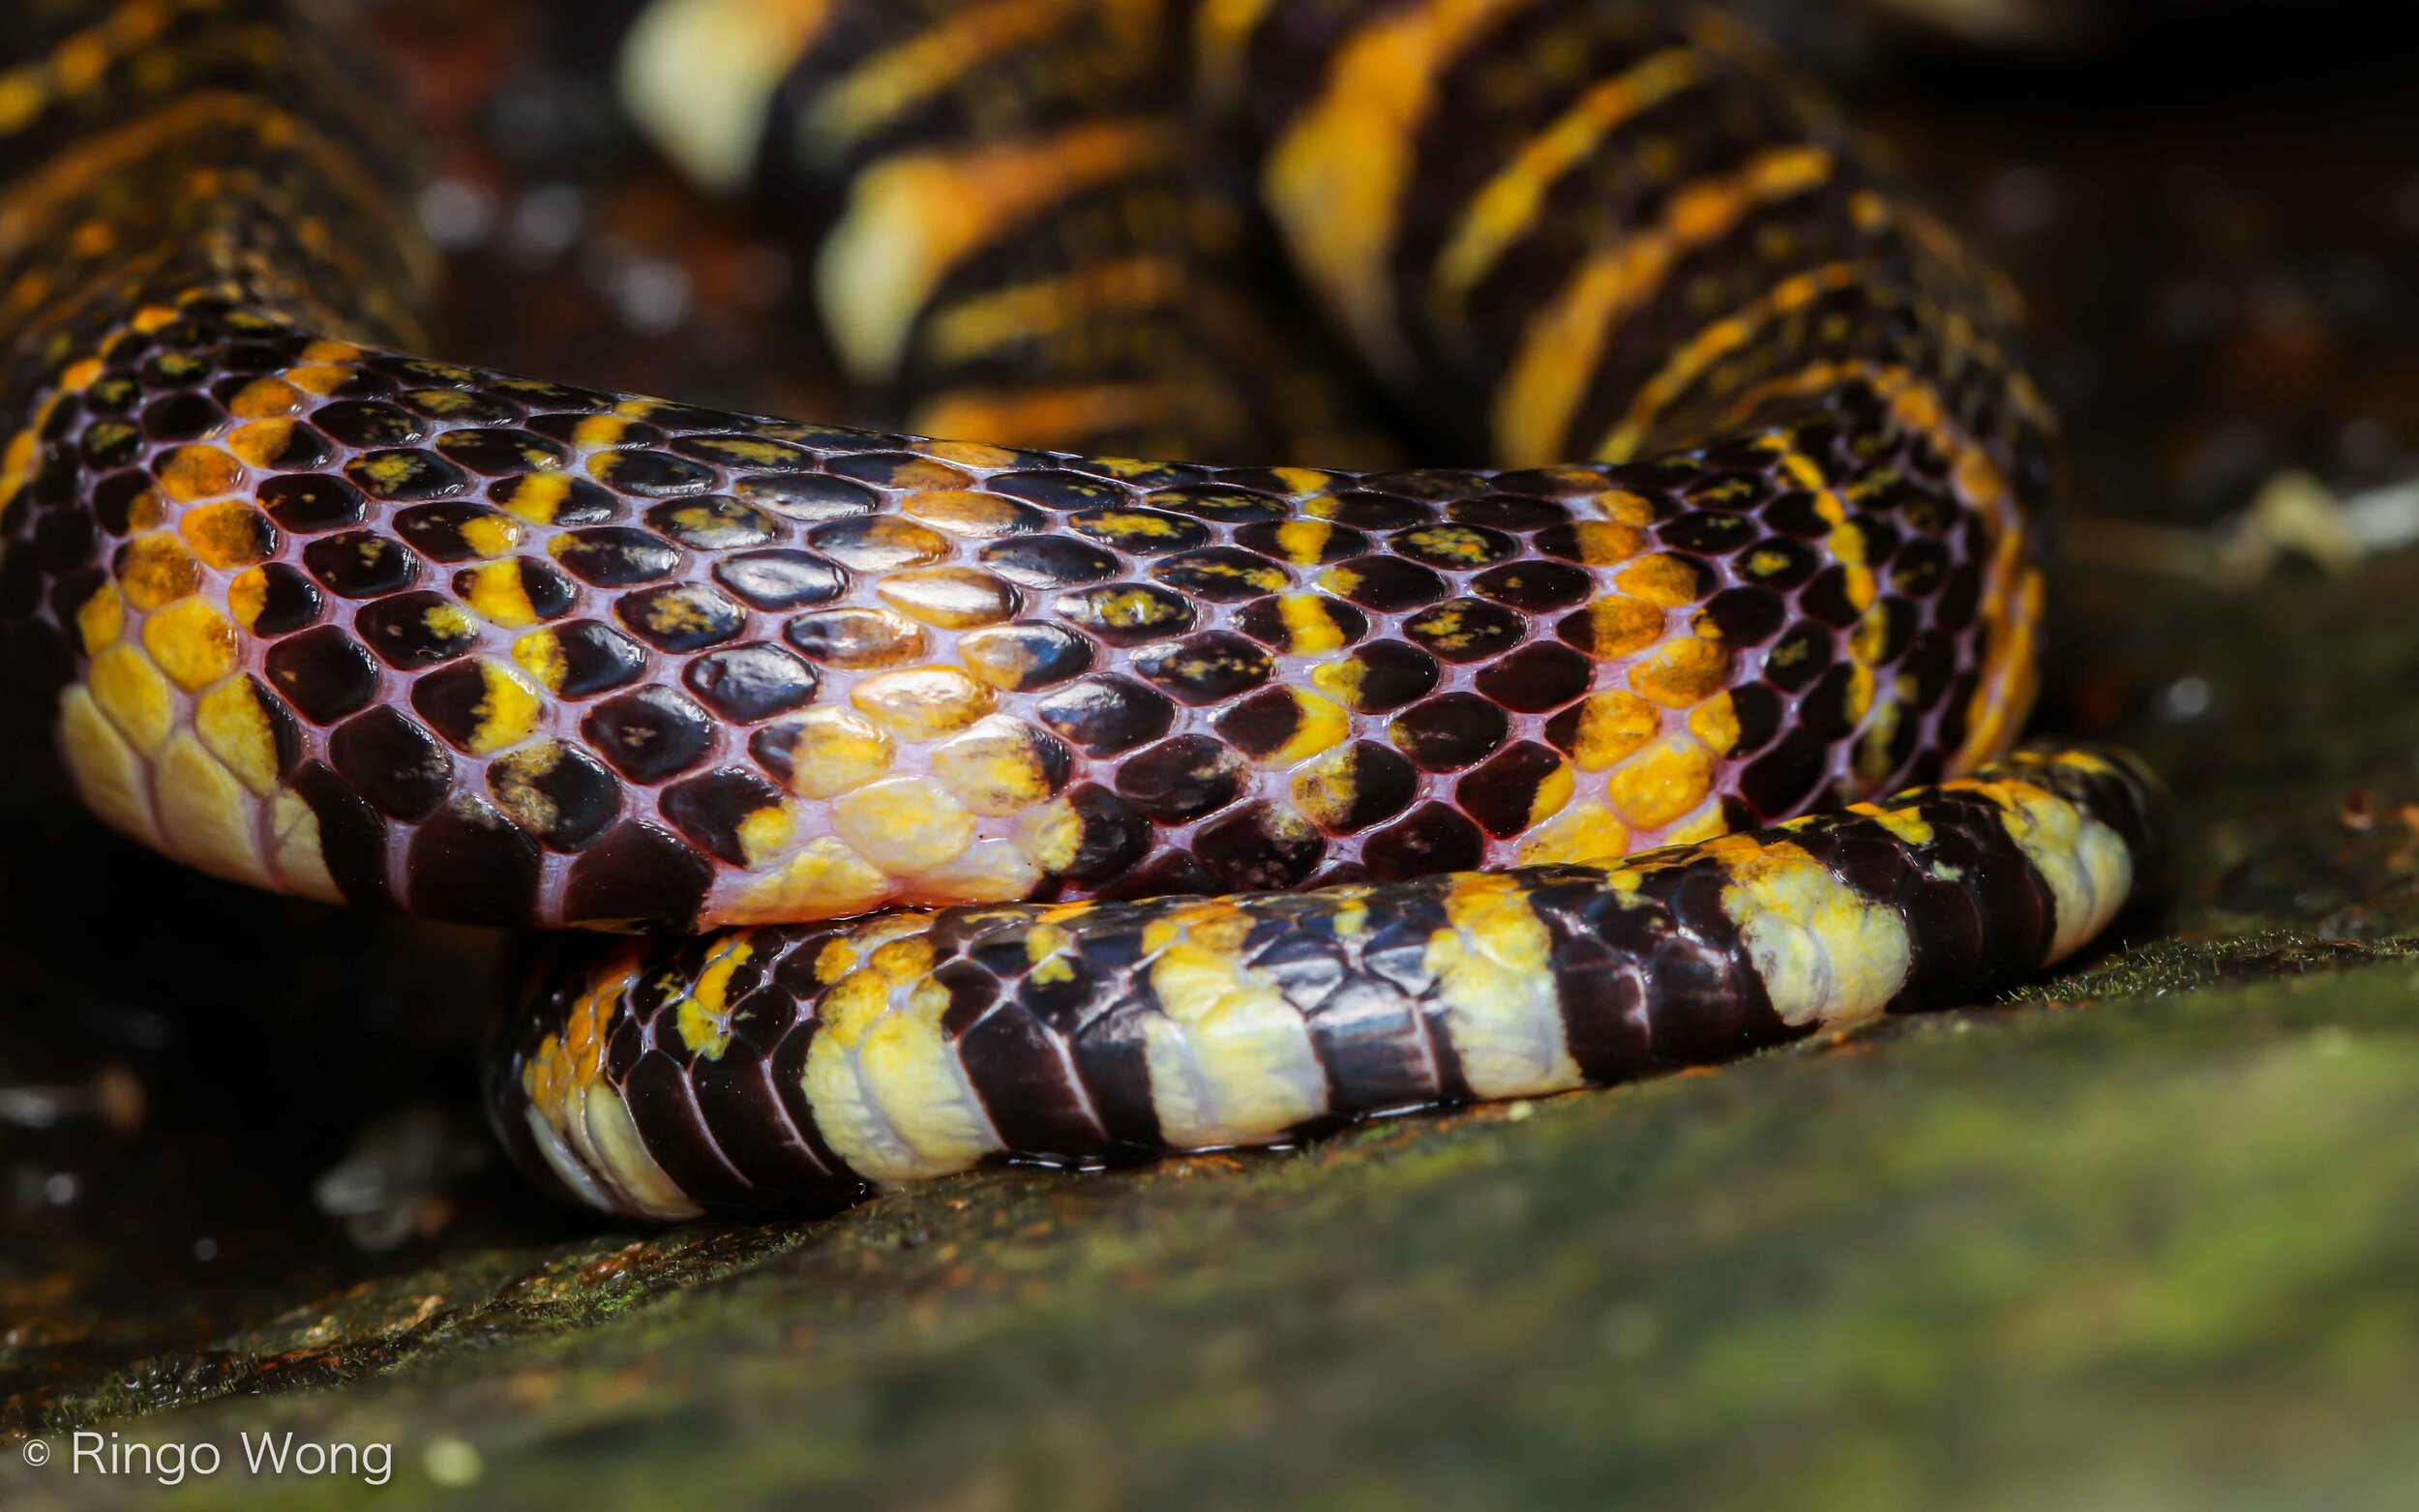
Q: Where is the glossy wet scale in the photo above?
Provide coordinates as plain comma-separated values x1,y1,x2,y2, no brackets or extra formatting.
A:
27,292,2004,927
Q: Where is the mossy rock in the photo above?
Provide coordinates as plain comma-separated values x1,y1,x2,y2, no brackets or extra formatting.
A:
10,556,2419,1509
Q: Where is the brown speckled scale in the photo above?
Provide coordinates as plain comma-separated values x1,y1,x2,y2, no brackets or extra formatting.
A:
0,0,2163,1219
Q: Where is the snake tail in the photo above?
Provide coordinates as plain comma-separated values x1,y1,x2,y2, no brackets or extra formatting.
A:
494,748,2163,1220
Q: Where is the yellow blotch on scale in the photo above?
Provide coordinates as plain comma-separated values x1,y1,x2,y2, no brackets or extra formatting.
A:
460,559,540,626
1290,746,1363,831
803,952,998,1184
1574,596,1664,659
497,471,578,524
932,716,1056,816
1847,801,1935,847
723,838,893,925
1396,525,1501,566
1718,842,1911,1028
227,375,305,418
87,644,173,754
1012,796,1085,874
1422,876,1582,1099
490,742,578,835
225,568,274,631
778,707,894,799
901,489,1036,537
1070,586,1189,637
1568,689,1659,771
194,678,280,795
1609,733,1717,830
75,579,122,653
1628,634,1731,709
426,604,480,648
178,499,273,568
1269,688,1351,765
1688,691,1742,756
1952,777,2133,963
1271,519,1333,566
154,731,265,887
462,659,546,754
1142,909,1328,1148
1296,654,1365,717
155,444,244,503
1524,758,1576,830
281,362,355,396
1275,593,1353,654
573,416,634,452
1516,802,1630,867
1558,519,1647,566
832,777,976,875
268,789,343,904
734,804,796,869
1615,552,1704,608
140,597,238,692
510,627,567,691
225,419,295,470
117,532,201,608
57,685,160,848
906,839,1041,904
672,937,755,1060
850,666,995,743
461,515,524,558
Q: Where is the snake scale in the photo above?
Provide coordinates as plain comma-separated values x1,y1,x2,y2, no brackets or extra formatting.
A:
0,0,2165,1220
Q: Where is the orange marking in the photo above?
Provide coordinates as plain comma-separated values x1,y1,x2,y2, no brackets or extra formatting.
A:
1431,46,1709,340
1492,144,1835,467
809,0,1086,149
920,254,1187,366
911,382,1190,454
0,91,433,299
1263,0,1531,379
818,119,1176,380
1595,261,1865,461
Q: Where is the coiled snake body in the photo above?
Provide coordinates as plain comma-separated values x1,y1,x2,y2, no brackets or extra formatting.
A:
0,0,2163,1219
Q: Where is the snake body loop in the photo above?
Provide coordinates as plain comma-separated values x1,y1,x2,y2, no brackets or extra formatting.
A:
0,0,2163,1219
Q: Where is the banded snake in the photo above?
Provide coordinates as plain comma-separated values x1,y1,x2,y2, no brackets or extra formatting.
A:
0,0,2164,1220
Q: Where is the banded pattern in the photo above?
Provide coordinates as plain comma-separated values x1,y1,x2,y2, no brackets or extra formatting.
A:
624,0,1392,463
496,750,2163,1220
0,0,2164,1219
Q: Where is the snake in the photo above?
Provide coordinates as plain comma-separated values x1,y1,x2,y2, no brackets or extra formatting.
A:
0,0,2165,1221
